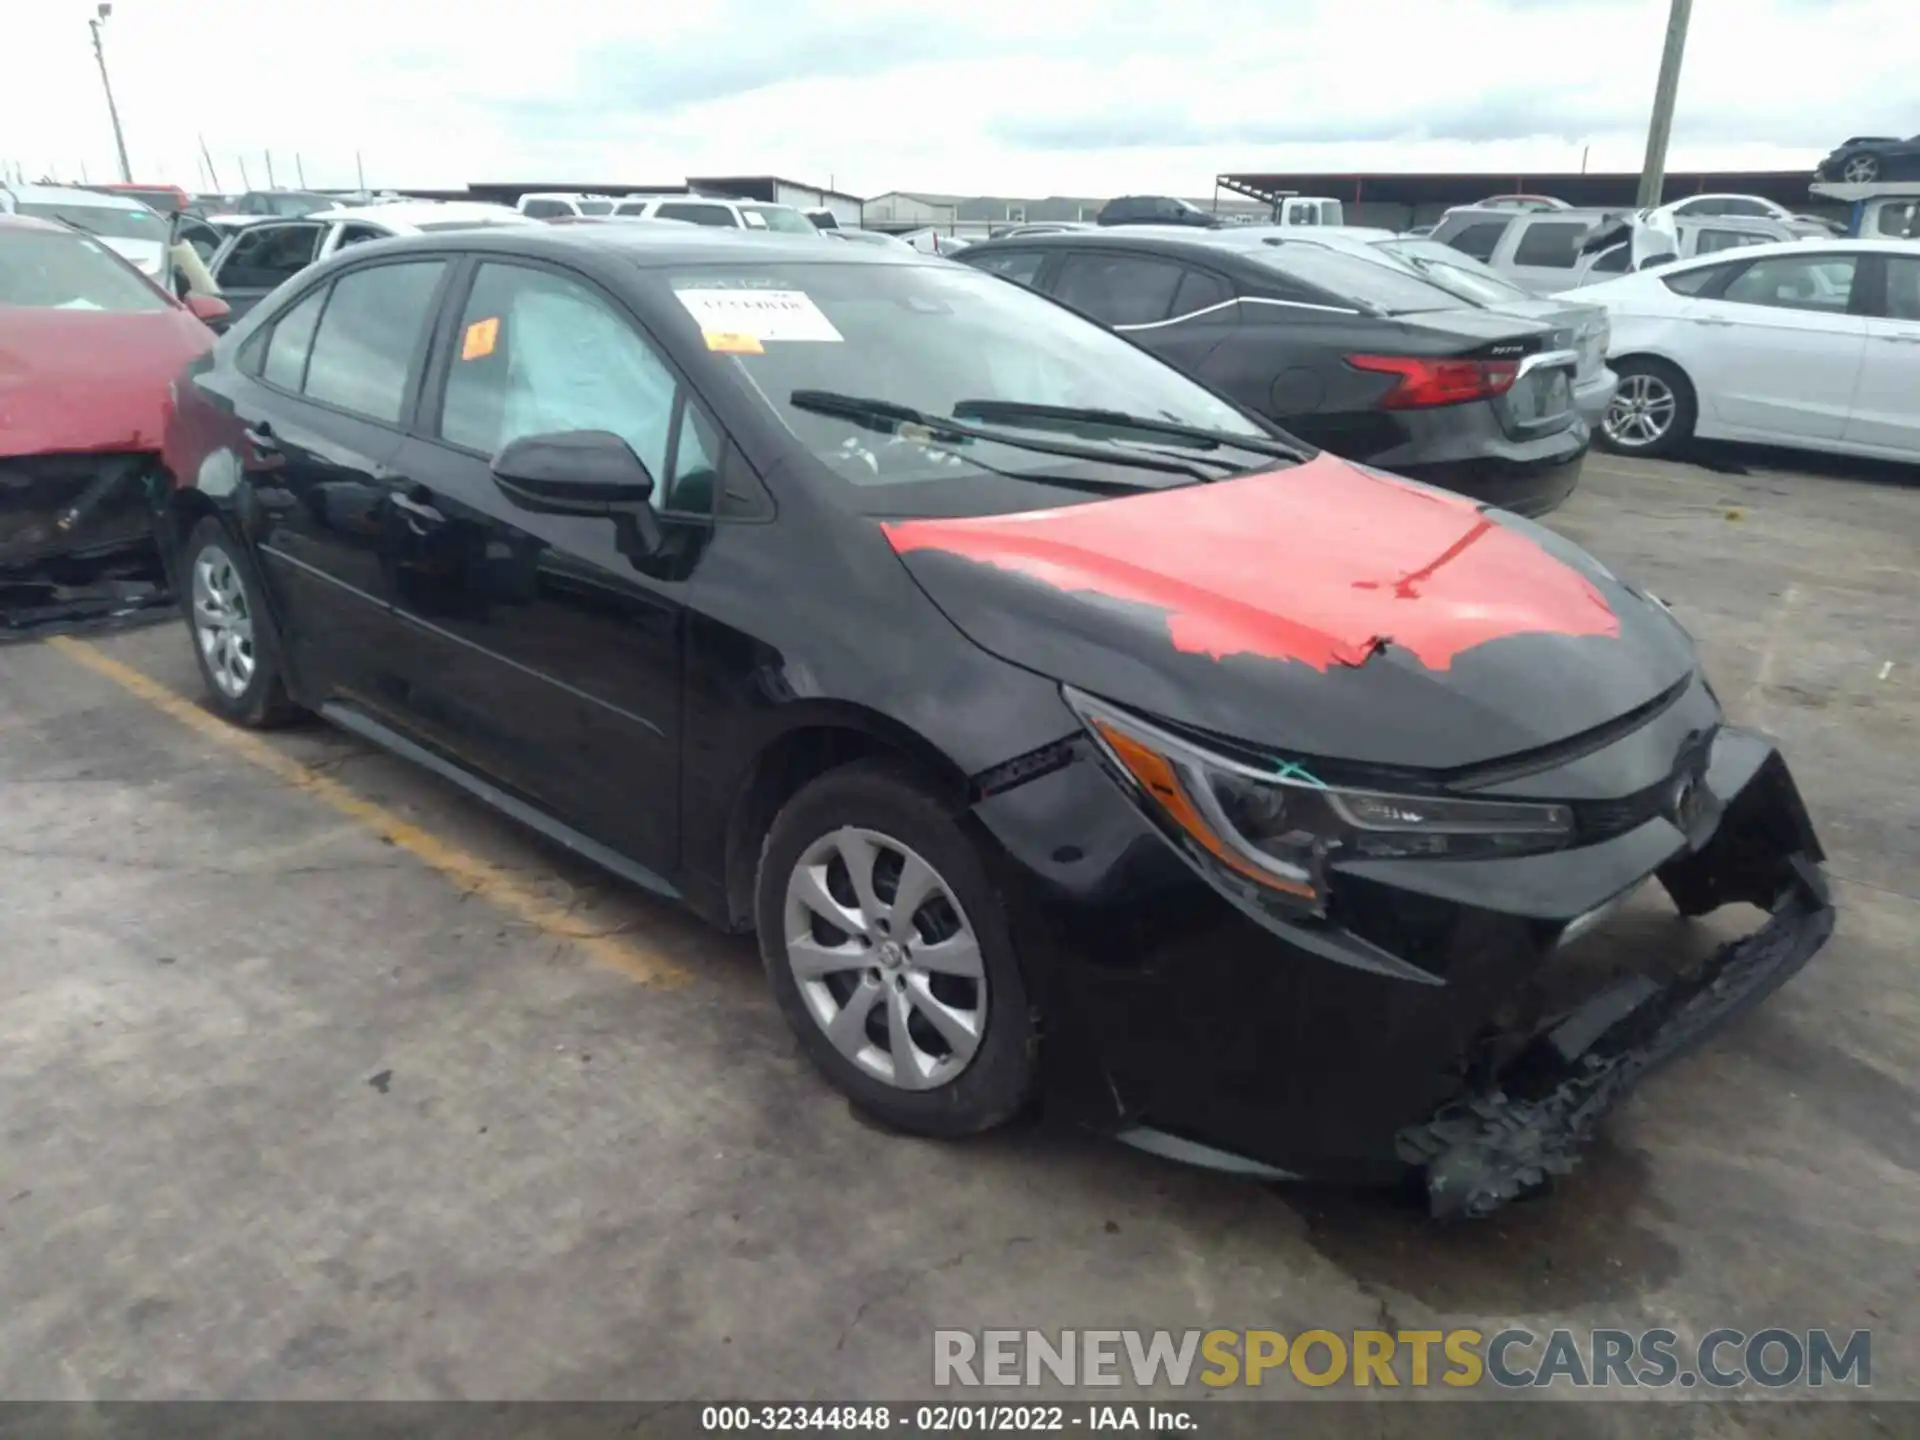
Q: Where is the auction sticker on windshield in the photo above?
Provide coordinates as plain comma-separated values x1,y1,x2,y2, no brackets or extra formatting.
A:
674,288,843,344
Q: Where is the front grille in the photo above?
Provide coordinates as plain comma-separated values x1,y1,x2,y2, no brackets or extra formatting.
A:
1572,731,1715,842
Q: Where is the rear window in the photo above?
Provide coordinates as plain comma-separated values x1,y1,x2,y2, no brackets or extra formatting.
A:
577,200,614,216
1246,244,1461,313
0,226,167,311
656,203,739,228
740,205,818,235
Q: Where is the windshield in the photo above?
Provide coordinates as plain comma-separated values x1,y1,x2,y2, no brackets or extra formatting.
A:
741,205,818,234
1243,243,1464,314
243,192,330,217
416,216,527,232
577,200,614,216
647,261,1271,509
0,226,168,311
16,201,168,243
1372,238,1531,303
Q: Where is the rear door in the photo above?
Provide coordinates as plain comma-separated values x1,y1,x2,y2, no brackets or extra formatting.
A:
1431,214,1513,265
1503,218,1594,294
211,220,327,320
220,256,452,708
1679,251,1868,442
1042,250,1239,376
1842,253,1920,455
384,257,721,875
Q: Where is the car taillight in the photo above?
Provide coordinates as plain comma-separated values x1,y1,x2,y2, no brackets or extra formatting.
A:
1346,354,1521,408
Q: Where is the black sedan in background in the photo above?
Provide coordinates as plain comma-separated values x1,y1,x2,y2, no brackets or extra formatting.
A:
1816,134,1920,184
956,228,1589,516
159,227,1830,1217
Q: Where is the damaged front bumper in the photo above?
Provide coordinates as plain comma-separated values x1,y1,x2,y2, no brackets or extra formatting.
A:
0,454,173,640
1398,853,1831,1219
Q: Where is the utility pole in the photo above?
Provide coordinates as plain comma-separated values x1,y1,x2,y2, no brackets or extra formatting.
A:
88,4,133,184
1634,0,1693,210
199,134,221,191
265,150,276,187
356,151,367,190
296,153,307,187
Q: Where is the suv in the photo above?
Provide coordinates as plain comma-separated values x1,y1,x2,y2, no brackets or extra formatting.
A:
516,192,617,220
612,195,819,233
1095,195,1219,228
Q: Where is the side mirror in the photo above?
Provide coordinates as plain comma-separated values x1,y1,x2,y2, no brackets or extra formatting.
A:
490,430,662,554
185,292,231,326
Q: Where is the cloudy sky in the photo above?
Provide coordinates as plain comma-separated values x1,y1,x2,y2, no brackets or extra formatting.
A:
5,0,1916,198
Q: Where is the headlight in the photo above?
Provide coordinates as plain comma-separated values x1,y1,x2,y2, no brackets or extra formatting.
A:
1065,688,1574,913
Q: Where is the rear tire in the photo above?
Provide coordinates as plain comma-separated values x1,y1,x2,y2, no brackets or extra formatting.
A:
181,516,302,728
1599,357,1696,459
756,759,1036,1137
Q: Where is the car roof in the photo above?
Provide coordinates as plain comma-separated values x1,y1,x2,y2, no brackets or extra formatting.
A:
3,182,155,211
320,224,930,269
312,200,534,229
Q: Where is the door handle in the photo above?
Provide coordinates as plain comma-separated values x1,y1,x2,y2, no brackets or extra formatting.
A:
1879,333,1920,344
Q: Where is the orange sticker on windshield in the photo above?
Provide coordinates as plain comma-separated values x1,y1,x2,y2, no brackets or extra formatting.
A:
704,329,765,354
461,316,500,360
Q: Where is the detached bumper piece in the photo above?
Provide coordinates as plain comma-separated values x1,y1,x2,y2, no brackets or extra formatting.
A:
1401,862,1831,1219
0,455,173,642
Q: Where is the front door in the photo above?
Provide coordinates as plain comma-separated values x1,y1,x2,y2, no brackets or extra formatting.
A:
384,258,720,877
209,220,328,321
216,257,450,709
1683,251,1868,443
1844,253,1920,456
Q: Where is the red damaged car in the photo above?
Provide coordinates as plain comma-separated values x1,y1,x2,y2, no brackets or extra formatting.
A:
1,213,229,612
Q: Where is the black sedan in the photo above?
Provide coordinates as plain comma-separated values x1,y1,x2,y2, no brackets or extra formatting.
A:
158,226,1832,1217
955,228,1589,517
1816,134,1920,184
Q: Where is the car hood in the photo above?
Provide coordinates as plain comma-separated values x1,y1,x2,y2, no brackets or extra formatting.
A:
0,306,213,458
882,455,1696,770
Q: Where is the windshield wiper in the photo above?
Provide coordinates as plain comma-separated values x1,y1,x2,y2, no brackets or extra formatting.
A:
947,400,1311,462
788,390,1227,486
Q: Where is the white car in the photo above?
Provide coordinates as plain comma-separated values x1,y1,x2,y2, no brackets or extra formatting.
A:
610,195,821,233
0,182,171,279
1564,238,1920,462
516,192,617,219
1646,193,1796,226
206,201,537,319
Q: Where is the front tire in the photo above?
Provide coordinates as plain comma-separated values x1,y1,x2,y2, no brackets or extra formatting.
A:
1599,357,1696,459
1840,152,1881,184
756,760,1036,1136
181,516,301,727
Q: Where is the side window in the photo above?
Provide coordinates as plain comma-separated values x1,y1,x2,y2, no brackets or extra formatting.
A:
656,203,739,228
1169,267,1231,315
522,199,565,219
1720,198,1772,218
614,202,649,216
1663,263,1735,296
436,262,712,513
966,249,1047,287
1048,254,1185,326
1883,257,1920,321
1437,219,1511,262
1590,243,1630,274
302,261,447,423
256,286,328,391
1718,254,1858,313
1675,198,1720,217
335,224,390,250
1875,202,1916,237
1695,228,1764,256
218,223,322,287
1511,221,1589,268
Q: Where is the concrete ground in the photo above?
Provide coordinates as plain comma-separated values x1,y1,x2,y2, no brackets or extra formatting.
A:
1,450,1915,1432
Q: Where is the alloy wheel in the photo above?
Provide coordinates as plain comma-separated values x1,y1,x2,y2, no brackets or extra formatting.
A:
1602,372,1677,450
191,545,256,699
782,826,987,1091
1842,155,1880,183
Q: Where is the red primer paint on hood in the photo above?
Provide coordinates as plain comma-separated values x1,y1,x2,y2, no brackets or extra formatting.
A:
0,306,212,459
881,454,1619,672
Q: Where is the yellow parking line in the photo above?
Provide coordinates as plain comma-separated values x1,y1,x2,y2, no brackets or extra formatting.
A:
45,636,693,990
